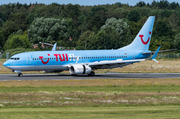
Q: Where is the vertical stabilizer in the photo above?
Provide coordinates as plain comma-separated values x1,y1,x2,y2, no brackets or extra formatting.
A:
119,16,155,51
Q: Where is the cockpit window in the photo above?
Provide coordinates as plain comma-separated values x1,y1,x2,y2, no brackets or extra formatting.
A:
10,57,20,60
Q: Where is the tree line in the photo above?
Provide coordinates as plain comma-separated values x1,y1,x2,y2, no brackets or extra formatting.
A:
0,0,180,53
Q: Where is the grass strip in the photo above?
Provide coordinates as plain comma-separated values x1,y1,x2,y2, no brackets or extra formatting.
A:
0,85,179,93
0,106,180,119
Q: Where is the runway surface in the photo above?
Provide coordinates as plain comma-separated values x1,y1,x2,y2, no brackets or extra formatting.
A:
0,73,180,80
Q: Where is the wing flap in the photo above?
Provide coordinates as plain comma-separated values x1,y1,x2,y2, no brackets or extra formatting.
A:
89,59,145,66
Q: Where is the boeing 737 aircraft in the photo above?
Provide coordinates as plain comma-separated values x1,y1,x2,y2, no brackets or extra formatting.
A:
3,16,161,77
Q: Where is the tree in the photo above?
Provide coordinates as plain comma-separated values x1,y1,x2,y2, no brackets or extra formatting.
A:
0,20,19,45
76,46,85,50
66,4,80,19
83,31,96,50
27,17,69,44
27,13,38,24
161,9,172,18
151,0,158,8
0,19,3,27
169,13,179,31
153,20,173,38
129,21,142,36
150,36,170,51
169,2,179,9
136,1,146,7
85,6,107,31
101,17,130,48
116,2,123,7
9,12,28,31
158,0,169,9
15,29,23,34
3,34,31,50
93,27,120,49
105,27,119,49
0,31,5,48
111,8,129,19
174,33,180,52
127,10,141,22
77,31,92,49
0,12,5,27
135,7,151,17
101,17,129,36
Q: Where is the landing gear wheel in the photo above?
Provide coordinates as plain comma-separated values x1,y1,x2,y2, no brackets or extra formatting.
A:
18,73,23,77
91,71,95,76
88,71,95,76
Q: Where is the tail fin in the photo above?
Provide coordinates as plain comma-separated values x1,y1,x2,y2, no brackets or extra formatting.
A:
119,16,155,51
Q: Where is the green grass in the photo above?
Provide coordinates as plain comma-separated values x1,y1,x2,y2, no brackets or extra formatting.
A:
0,85,179,93
0,106,180,119
0,85,180,108
0,80,180,118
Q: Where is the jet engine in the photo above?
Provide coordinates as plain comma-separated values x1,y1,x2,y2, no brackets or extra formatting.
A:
69,64,92,75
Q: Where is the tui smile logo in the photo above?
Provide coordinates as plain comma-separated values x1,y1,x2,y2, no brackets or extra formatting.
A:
39,54,50,64
139,31,151,45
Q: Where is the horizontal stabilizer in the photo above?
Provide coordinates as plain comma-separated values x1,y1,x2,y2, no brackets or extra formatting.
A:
142,49,176,55
149,46,161,64
151,46,161,59
152,59,160,64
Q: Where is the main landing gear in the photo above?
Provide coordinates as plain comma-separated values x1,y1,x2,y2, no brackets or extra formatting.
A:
18,73,23,77
88,71,95,76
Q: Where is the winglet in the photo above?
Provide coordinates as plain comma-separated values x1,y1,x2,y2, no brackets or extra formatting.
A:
52,43,57,51
150,46,161,64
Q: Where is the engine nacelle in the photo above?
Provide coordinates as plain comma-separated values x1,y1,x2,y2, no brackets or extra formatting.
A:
69,64,92,75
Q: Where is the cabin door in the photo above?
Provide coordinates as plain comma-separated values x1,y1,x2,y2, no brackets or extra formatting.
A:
26,55,31,64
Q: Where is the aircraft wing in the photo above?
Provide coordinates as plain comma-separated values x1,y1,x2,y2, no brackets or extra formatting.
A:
88,59,145,69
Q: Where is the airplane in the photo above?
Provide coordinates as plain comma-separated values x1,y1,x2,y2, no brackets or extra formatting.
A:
4,16,161,77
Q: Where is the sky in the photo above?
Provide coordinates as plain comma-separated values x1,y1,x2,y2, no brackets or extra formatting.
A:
0,0,180,6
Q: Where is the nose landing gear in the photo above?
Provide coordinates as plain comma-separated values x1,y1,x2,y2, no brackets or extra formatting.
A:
12,70,23,77
18,73,23,77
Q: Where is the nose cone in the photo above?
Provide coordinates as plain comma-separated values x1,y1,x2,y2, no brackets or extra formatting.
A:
3,60,10,67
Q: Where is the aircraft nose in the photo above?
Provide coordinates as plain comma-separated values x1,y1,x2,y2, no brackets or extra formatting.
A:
3,60,10,67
